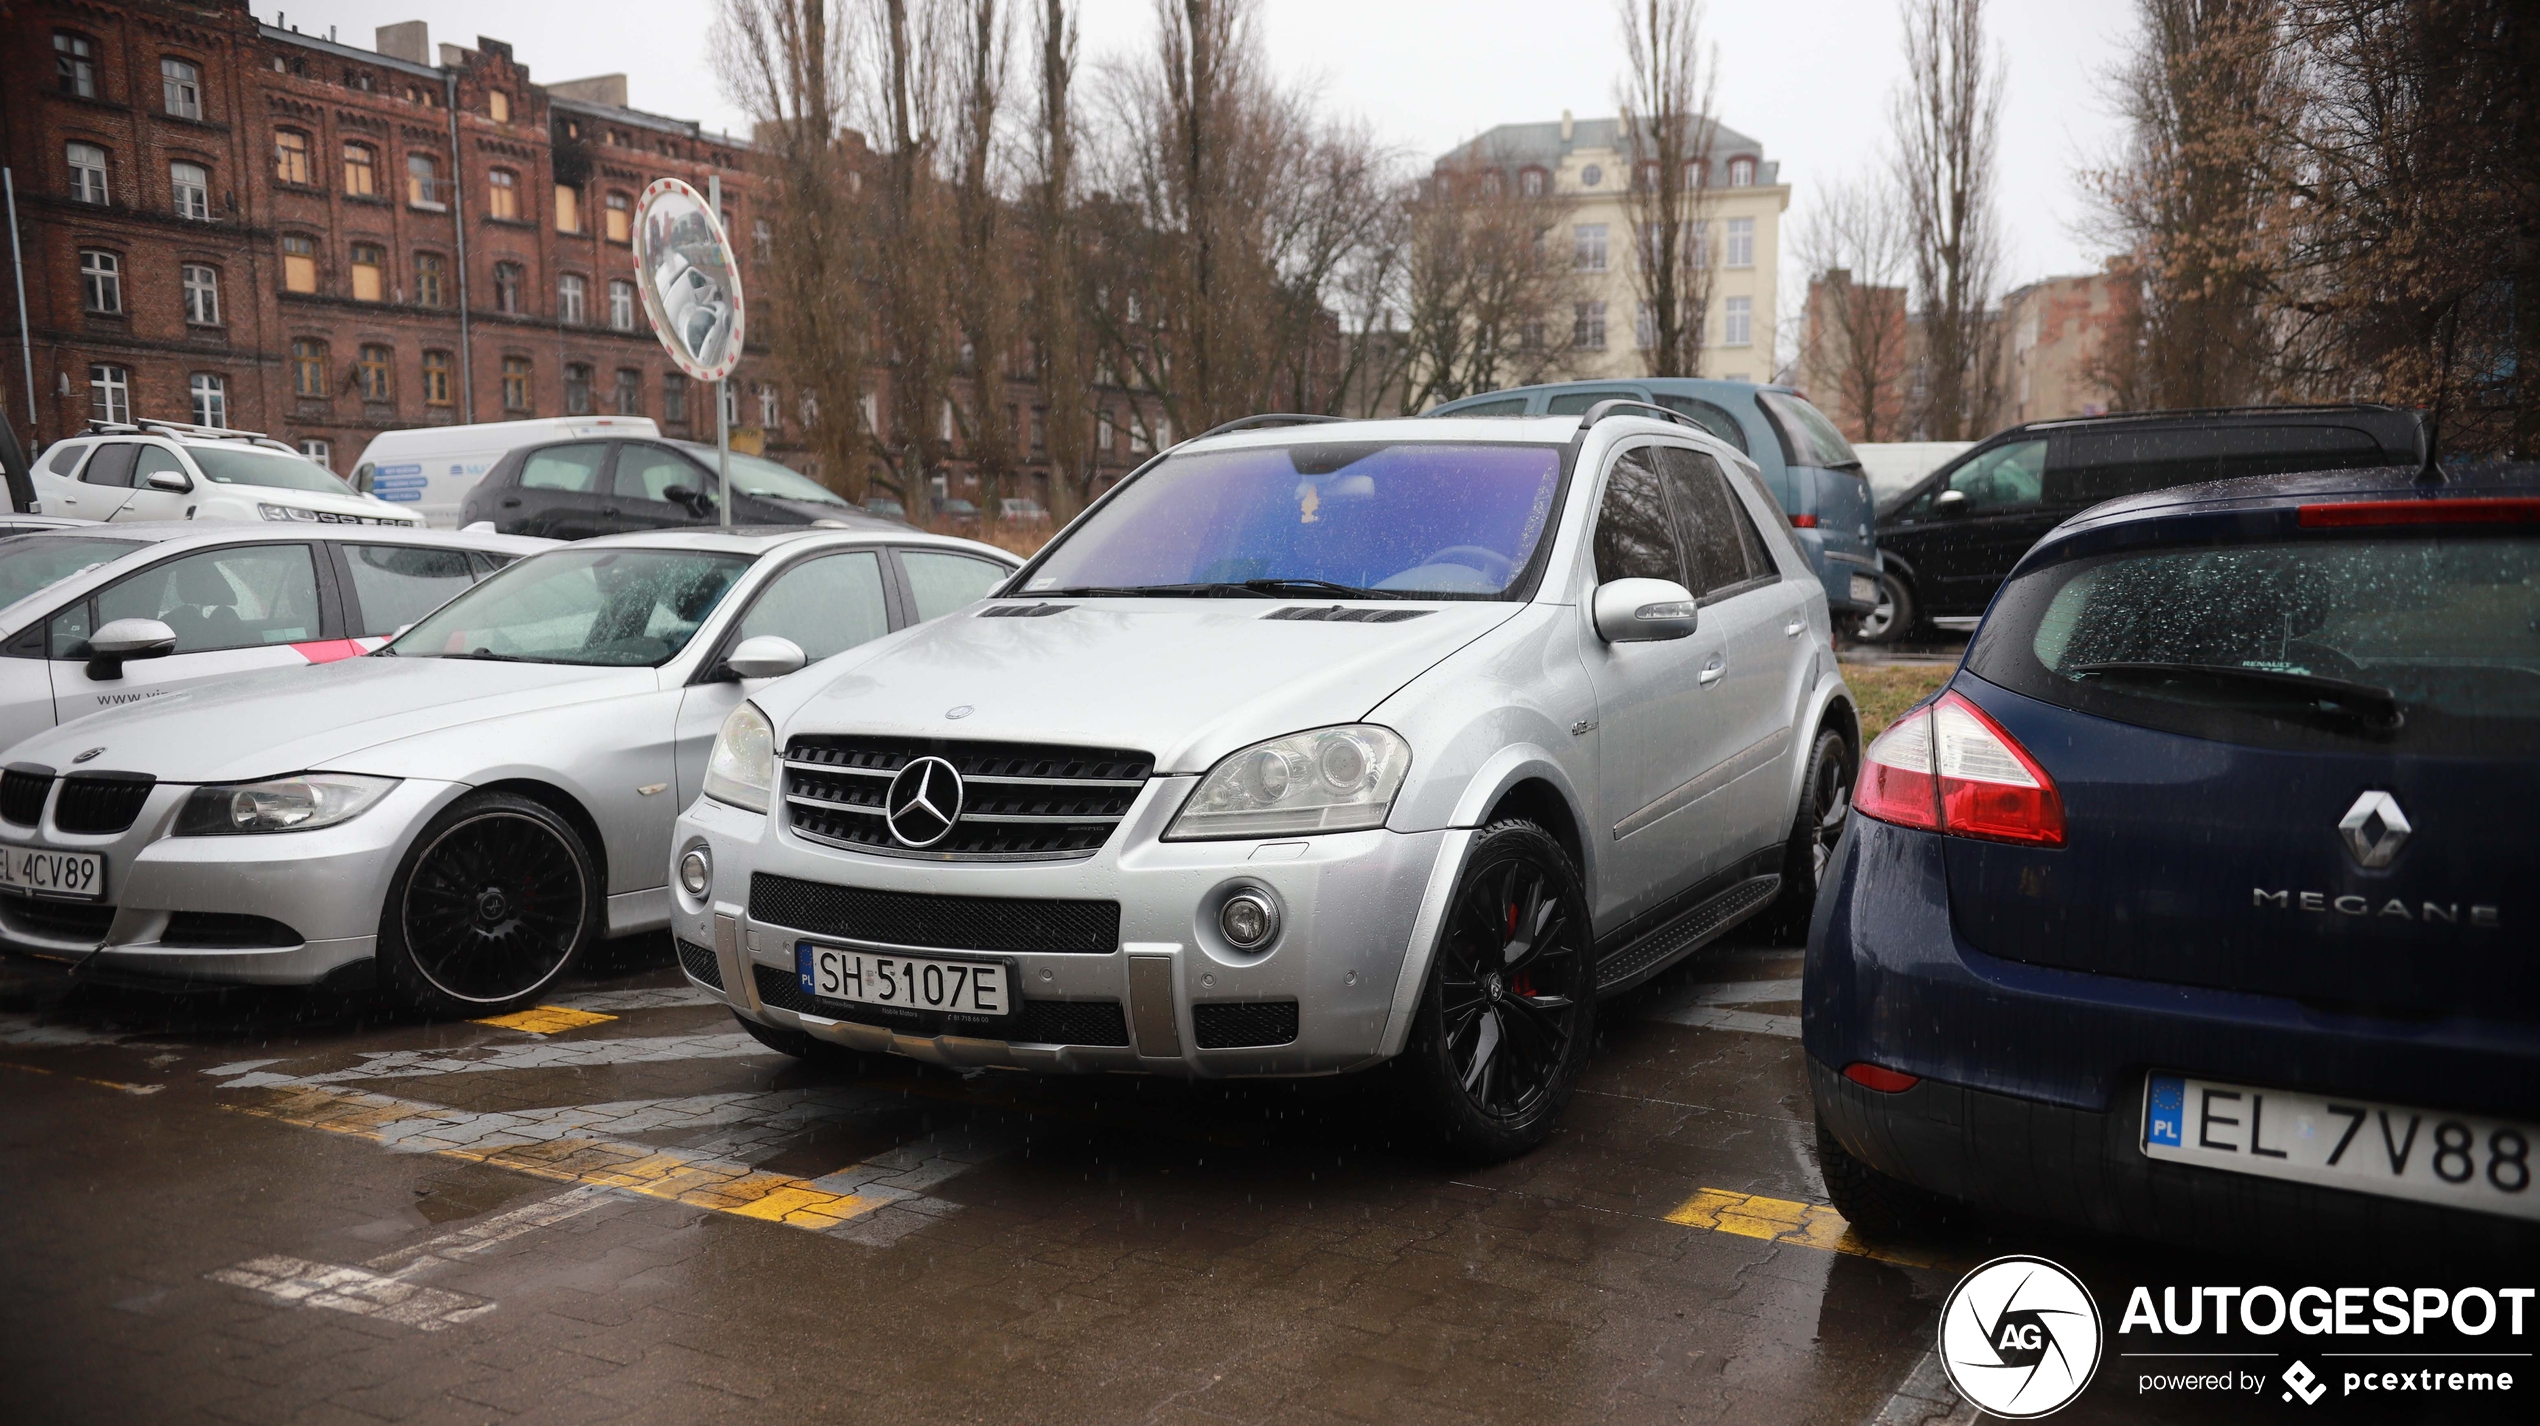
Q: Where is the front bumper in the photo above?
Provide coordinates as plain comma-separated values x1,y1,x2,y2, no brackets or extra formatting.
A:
1805,815,2540,1257
675,778,1451,1077
0,779,459,985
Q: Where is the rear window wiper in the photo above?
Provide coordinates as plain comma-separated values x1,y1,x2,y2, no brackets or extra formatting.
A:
2070,661,2404,732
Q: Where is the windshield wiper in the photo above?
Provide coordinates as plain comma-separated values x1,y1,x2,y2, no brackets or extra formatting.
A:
1229,578,1402,600
2071,661,2404,732
441,647,534,663
1035,579,1400,600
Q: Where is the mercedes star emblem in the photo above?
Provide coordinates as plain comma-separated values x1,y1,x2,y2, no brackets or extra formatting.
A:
2338,790,2410,868
885,756,965,847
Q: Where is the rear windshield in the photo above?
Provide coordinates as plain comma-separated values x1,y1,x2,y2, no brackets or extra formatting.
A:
188,446,357,495
1967,533,2540,754
1756,390,1860,468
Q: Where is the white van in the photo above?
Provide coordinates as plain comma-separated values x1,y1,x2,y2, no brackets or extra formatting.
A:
351,416,659,527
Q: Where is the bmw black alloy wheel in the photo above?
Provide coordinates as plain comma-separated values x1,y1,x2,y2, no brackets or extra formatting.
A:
402,810,589,1003
1437,854,1589,1119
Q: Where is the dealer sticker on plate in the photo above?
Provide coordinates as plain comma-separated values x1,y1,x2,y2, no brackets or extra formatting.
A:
2143,1073,2537,1222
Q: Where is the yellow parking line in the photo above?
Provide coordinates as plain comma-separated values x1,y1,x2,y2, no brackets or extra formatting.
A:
1665,1186,1929,1266
472,1005,618,1035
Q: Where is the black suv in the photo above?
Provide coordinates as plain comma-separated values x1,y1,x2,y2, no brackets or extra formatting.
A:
1863,405,2422,640
457,436,905,539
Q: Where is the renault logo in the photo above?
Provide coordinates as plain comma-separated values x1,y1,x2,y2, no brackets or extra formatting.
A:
2339,790,2410,868
885,756,964,847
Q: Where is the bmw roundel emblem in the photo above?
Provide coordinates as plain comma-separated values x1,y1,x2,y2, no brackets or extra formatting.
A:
72,747,105,764
885,757,964,848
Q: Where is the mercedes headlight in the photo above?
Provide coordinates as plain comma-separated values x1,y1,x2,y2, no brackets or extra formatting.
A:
173,773,400,835
1165,725,1410,840
704,701,776,811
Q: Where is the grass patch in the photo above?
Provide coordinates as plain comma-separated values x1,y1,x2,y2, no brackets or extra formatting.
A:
1839,662,1955,741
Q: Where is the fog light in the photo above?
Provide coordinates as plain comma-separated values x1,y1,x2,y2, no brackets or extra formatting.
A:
678,847,712,898
1218,889,1278,950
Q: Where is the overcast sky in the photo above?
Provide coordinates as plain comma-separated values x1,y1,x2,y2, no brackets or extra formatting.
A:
271,1,2137,288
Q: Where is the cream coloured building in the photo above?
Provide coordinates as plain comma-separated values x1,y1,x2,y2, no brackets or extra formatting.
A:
1440,111,1791,382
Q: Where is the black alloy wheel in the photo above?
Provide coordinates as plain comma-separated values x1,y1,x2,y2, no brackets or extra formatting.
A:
380,790,598,1016
1764,727,1855,943
1402,820,1596,1161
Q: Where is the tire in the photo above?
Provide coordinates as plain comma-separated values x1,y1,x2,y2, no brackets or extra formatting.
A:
1398,819,1598,1162
1851,570,1915,644
377,790,602,1018
1817,1122,1954,1236
1761,727,1854,945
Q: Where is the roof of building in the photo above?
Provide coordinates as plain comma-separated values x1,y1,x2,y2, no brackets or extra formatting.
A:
1442,115,1779,185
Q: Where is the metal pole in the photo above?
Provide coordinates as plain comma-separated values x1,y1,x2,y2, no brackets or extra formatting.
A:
4,169,34,444
709,174,730,526
444,72,475,423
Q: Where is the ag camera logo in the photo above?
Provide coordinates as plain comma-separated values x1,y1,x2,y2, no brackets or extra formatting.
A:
1940,1255,2103,1417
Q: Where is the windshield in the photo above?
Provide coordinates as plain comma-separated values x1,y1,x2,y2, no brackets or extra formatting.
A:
391,548,751,666
670,444,850,507
187,445,358,495
1019,441,1566,598
0,536,145,612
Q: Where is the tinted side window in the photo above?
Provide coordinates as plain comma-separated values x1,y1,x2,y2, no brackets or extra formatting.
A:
134,446,188,486
902,550,1011,620
2056,425,2389,505
1656,447,1769,598
519,443,608,493
90,544,320,654
1592,449,1683,585
43,445,87,476
1448,397,1530,417
1546,388,1649,416
735,550,890,661
1946,439,2048,512
614,445,704,502
1651,395,1750,455
343,544,478,636
81,443,139,488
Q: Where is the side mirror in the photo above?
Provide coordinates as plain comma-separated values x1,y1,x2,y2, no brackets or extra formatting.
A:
84,617,178,681
146,469,194,493
1932,488,1969,516
723,634,807,681
1592,578,1700,643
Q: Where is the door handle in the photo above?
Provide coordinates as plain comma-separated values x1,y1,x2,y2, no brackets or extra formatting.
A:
1698,658,1726,686
1784,619,1805,638
499,497,521,507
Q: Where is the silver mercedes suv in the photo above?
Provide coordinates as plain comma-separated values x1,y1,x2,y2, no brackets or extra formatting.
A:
673,405,1859,1156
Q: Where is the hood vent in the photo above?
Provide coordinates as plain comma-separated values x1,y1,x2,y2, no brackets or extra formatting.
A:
1263,605,1432,624
978,603,1073,618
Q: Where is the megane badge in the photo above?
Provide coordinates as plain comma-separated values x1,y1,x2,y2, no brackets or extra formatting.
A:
2339,790,2410,868
71,747,104,763
885,757,964,847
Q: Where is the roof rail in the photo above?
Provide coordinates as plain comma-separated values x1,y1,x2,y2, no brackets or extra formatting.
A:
85,417,274,441
2021,402,2405,432
1194,413,1350,439
1574,399,1703,433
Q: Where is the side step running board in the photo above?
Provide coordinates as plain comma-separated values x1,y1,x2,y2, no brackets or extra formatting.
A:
1594,874,1781,998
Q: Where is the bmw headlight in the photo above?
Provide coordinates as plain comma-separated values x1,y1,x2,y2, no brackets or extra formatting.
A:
1166,725,1410,840
173,773,400,835
704,701,776,811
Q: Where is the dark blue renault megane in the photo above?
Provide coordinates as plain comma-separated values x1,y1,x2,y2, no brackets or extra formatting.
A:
1805,459,2538,1259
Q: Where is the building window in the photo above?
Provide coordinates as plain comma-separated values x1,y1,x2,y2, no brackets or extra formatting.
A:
291,339,328,397
89,365,129,424
502,357,532,412
613,369,642,415
282,234,318,293
753,220,772,262
605,192,633,243
555,185,581,233
1723,295,1753,347
422,351,454,407
342,142,376,197
608,279,636,332
487,168,518,220
190,373,227,427
161,58,202,119
1574,223,1608,272
493,262,522,314
1727,156,1756,187
1573,300,1607,351
171,161,209,220
758,384,781,432
558,274,587,325
1635,301,1657,351
349,243,384,301
299,439,332,468
414,253,446,308
356,344,393,402
1727,217,1755,268
662,373,687,424
182,264,219,325
56,33,96,97
80,250,121,313
67,143,108,205
487,90,511,123
1520,167,1547,198
564,363,593,416
1689,219,1711,269
406,154,442,208
275,129,312,186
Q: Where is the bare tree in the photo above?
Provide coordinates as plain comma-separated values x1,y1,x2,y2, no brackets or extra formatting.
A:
859,0,954,502
1893,0,2004,439
947,0,1018,512
713,0,870,498
1617,0,1723,378
1795,175,1911,440
1396,154,1581,411
1027,0,1097,513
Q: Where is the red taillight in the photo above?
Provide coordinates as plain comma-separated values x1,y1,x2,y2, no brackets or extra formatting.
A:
1853,692,2066,846
2297,498,2540,528
1844,1062,1921,1092
1788,513,1820,528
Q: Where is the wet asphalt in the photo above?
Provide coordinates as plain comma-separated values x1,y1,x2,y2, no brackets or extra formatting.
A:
0,925,2500,1426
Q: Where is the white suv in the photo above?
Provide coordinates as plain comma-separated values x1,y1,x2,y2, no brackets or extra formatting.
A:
35,422,421,528
675,406,1860,1157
